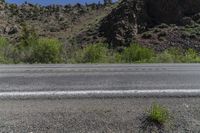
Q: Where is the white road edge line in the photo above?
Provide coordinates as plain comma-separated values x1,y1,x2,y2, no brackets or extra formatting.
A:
0,89,200,98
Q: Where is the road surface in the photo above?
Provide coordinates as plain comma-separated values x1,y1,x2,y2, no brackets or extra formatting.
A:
1,64,200,98
0,64,200,132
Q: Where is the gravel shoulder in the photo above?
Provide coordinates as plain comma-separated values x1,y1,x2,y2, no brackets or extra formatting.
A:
0,98,200,132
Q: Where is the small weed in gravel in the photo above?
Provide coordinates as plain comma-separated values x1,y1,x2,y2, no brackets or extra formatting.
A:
148,103,169,125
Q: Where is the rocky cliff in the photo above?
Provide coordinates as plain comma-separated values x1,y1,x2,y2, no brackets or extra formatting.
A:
99,0,200,48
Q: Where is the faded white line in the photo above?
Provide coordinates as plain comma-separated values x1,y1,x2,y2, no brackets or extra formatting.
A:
0,89,200,99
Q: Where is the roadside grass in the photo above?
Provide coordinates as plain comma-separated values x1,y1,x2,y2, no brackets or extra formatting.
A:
148,48,183,63
31,38,62,63
183,48,200,63
1,34,200,64
73,44,109,63
140,103,170,132
0,37,14,64
0,37,7,63
121,44,154,63
149,48,200,63
148,103,169,125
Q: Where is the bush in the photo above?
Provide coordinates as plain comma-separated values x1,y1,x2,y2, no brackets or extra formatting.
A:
150,52,174,63
0,37,8,55
150,48,184,63
148,104,169,124
121,44,154,63
0,37,13,64
75,44,108,63
31,38,61,63
13,23,39,63
103,51,122,63
60,43,79,63
112,52,122,63
183,48,200,63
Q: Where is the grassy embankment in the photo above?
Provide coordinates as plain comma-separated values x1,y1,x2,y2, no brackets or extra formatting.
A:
1,35,200,64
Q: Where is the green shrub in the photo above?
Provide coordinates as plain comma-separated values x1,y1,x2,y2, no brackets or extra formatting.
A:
60,43,79,63
150,52,174,63
14,43,35,63
14,23,39,63
148,104,169,124
121,44,154,63
19,23,38,48
105,51,122,63
75,44,108,63
31,38,61,63
183,49,200,63
0,37,13,64
150,48,184,63
0,37,8,55
112,52,122,63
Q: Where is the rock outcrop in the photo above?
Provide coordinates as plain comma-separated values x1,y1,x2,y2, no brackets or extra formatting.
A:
99,0,200,47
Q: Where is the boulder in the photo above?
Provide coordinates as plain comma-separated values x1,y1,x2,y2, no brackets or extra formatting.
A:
4,25,18,35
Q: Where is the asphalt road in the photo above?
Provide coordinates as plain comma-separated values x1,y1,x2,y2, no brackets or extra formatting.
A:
1,64,200,132
1,64,200,98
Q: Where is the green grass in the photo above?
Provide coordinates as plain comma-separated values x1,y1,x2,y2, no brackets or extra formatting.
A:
183,48,200,63
31,38,62,63
148,104,169,124
1,35,200,64
0,37,14,64
69,43,155,63
74,44,108,63
121,44,154,63
13,37,62,64
149,48,200,63
0,37,9,59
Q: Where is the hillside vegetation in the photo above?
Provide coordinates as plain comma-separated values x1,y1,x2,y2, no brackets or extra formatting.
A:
1,0,200,64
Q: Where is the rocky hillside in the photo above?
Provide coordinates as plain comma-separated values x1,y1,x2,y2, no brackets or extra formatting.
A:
0,1,113,43
96,0,200,51
1,0,200,52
